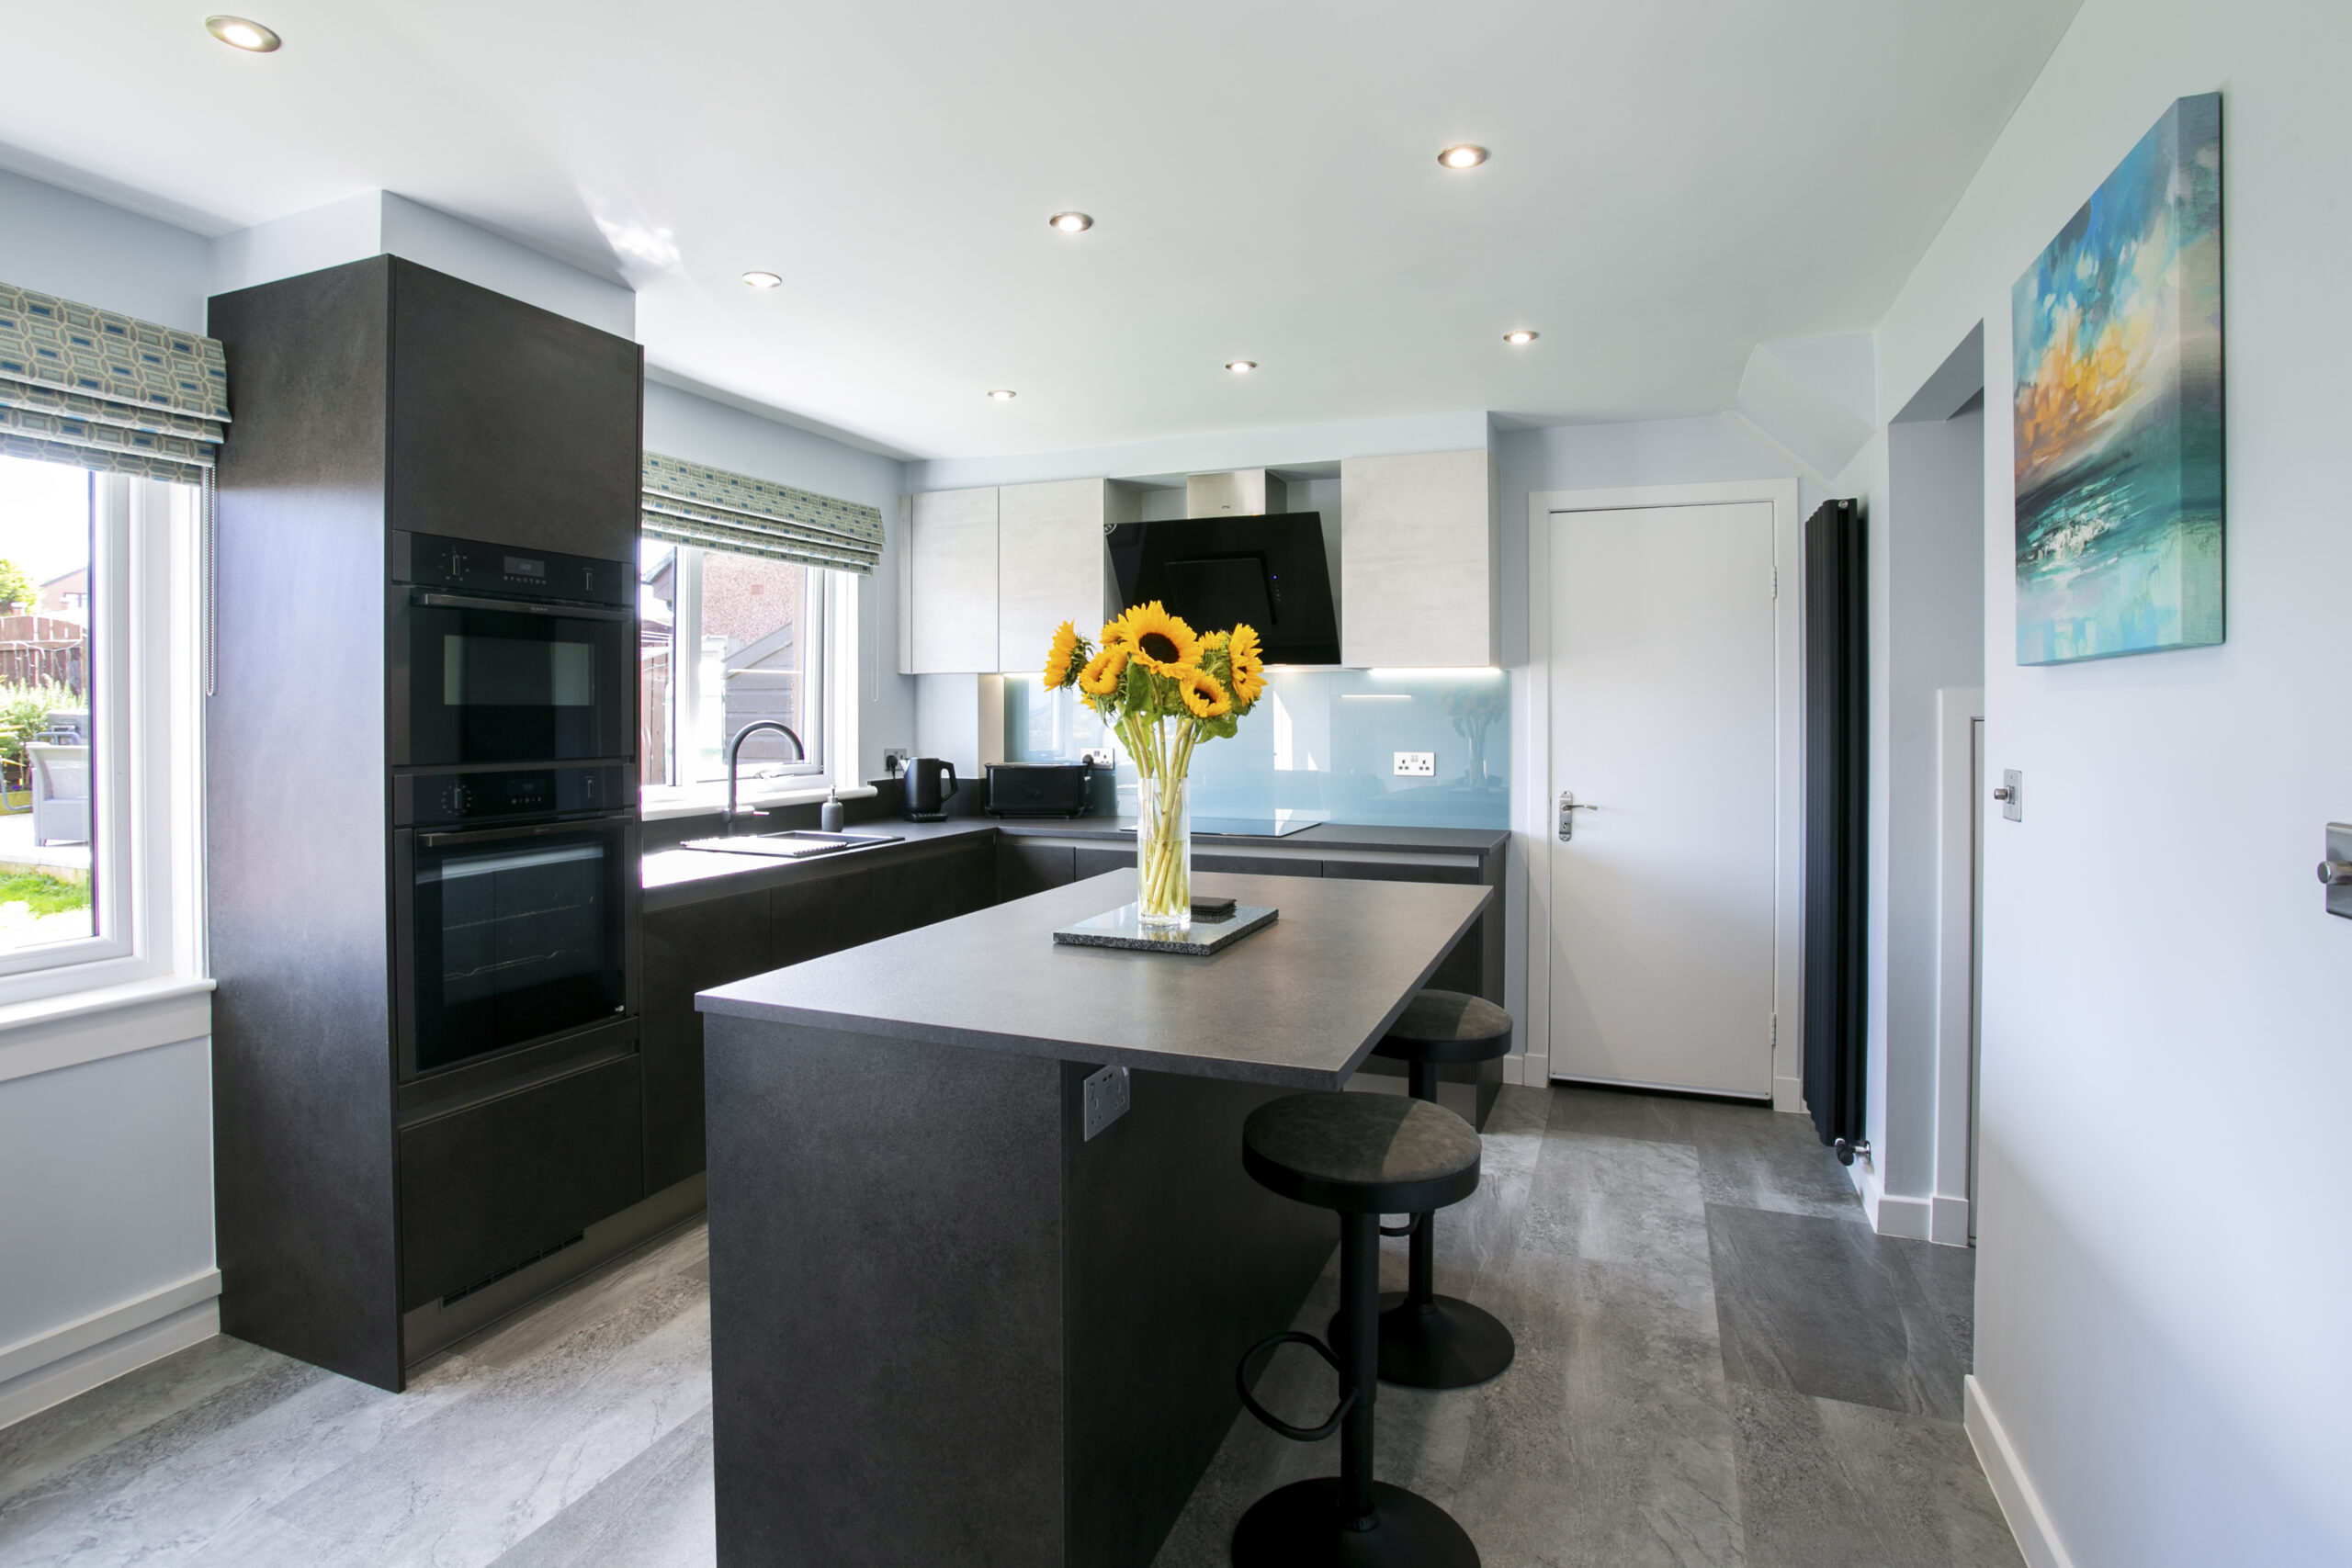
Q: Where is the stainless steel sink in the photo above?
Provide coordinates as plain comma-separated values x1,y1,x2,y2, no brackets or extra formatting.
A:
677,829,905,860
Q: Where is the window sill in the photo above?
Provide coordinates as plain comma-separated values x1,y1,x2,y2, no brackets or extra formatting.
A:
639,783,877,824
0,974,217,1086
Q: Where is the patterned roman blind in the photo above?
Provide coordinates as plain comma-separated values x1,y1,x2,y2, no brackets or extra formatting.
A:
640,453,882,576
0,282,229,485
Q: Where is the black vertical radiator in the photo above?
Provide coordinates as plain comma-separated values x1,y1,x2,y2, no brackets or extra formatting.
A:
1801,499,1868,1154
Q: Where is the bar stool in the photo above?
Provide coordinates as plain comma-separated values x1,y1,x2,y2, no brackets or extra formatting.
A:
1340,988,1518,1390
1231,1091,1482,1568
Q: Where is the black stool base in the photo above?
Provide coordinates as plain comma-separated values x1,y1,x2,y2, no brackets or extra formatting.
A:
1329,1292,1517,1390
1231,1477,1480,1567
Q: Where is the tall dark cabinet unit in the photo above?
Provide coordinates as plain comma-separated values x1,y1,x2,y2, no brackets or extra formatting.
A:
209,256,652,1392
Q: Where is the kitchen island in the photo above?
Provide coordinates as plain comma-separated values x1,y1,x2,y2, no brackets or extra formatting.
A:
697,868,1491,1568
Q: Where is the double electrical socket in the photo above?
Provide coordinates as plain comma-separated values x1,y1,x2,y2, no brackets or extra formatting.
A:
1393,751,1436,777
1081,1065,1131,1141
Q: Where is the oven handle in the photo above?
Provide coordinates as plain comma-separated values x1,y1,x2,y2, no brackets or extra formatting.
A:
409,590,635,621
416,816,633,849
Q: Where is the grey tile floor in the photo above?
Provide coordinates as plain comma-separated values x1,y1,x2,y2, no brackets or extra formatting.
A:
0,1085,2023,1568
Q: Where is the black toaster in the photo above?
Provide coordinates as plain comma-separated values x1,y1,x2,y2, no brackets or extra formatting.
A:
985,762,1094,818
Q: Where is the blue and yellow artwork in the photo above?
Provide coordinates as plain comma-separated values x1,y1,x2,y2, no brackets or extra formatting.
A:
2012,93,2223,665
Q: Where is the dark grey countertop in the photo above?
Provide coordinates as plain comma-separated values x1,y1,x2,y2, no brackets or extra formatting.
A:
695,870,1492,1089
642,813,1507,910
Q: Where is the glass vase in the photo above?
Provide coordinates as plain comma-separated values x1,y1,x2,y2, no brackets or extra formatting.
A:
1135,771,1192,932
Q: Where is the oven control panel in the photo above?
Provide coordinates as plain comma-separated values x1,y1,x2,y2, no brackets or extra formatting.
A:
392,530,633,608
398,765,634,827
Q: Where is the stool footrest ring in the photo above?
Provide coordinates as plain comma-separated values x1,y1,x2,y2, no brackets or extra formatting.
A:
1235,1330,1355,1443
1380,1212,1428,1238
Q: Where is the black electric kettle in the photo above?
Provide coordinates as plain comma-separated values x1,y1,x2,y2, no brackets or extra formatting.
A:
902,757,959,819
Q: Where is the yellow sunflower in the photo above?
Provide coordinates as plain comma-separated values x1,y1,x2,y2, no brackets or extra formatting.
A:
1111,601,1203,676
1201,629,1230,652
1078,646,1128,696
1100,616,1135,650
1179,667,1232,718
1042,620,1083,688
1226,623,1267,704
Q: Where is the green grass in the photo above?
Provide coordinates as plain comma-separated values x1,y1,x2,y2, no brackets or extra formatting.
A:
0,870,89,915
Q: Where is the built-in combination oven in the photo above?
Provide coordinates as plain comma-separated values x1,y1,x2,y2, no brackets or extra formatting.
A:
390,529,635,768
389,527,640,1084
393,764,639,1081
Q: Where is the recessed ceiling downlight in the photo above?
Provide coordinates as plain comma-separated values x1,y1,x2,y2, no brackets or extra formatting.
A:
987,389,1018,401
1438,143,1487,170
741,271,783,288
1226,360,1257,374
205,14,280,51
1503,330,1539,345
1048,211,1094,233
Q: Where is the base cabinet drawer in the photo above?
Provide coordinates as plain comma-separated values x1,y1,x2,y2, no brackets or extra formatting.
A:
398,1055,646,1311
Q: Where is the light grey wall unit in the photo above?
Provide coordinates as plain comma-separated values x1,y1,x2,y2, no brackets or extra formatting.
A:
1340,448,1498,667
996,479,1135,668
900,486,1000,672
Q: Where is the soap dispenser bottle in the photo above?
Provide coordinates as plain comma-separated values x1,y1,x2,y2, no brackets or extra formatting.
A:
820,786,844,833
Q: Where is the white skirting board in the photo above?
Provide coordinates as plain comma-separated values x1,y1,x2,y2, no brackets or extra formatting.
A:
1966,1374,2078,1568
0,1269,221,1429
1843,1147,1934,1241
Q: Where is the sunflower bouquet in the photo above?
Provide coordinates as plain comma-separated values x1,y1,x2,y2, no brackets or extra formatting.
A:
1043,602,1268,931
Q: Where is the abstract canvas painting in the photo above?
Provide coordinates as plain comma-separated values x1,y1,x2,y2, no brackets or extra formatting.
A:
2013,92,2223,664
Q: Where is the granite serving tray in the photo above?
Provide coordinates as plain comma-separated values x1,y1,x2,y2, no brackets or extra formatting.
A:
1052,902,1278,955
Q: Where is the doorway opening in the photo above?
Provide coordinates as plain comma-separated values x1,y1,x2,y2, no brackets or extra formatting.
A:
1881,324,1987,1246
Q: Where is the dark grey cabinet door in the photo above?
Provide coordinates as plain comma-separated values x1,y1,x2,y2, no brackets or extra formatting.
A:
773,874,876,967
997,840,1077,902
1074,846,1130,883
869,841,996,939
641,889,771,1191
388,259,643,561
397,1055,645,1311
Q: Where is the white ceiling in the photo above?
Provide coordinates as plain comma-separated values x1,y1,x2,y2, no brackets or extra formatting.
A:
1,0,2078,460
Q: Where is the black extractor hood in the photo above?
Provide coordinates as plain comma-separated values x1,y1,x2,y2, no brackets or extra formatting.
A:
1103,470,1340,665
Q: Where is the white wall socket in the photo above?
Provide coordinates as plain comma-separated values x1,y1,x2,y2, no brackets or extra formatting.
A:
1394,751,1436,777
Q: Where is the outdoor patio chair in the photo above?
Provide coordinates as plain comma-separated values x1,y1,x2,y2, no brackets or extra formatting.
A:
27,740,90,847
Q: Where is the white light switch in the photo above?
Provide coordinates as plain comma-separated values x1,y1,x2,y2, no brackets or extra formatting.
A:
1394,751,1435,777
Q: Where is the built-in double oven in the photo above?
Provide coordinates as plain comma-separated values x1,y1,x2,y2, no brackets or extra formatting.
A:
390,531,639,1084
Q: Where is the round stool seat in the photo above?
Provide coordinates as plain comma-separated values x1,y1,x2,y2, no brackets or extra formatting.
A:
1242,1092,1480,1216
1371,989,1513,1066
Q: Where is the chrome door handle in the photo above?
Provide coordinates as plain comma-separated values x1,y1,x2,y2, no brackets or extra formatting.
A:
1557,790,1598,841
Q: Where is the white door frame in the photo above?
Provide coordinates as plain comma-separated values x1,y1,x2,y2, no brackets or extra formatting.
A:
1930,687,1985,1242
1520,479,1806,1110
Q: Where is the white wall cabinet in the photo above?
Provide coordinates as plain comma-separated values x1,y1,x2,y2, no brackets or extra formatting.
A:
1340,449,1498,667
997,479,1129,671
899,486,1000,673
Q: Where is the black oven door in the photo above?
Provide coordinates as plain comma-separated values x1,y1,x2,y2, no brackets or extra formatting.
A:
394,590,633,766
395,814,638,1079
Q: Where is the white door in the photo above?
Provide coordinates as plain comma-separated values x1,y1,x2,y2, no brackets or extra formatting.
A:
1548,502,1778,1097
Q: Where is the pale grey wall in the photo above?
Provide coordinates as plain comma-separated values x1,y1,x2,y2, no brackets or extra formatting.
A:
1872,404,1985,1204
0,165,210,330
1869,0,2352,1560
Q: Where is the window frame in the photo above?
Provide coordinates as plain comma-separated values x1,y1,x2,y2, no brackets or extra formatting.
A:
0,471,201,1003
639,542,846,816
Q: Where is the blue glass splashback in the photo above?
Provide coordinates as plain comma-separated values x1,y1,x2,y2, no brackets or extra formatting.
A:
1004,668,1510,830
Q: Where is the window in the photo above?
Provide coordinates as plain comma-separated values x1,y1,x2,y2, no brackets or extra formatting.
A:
0,456,197,994
639,541,825,796
0,459,95,955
